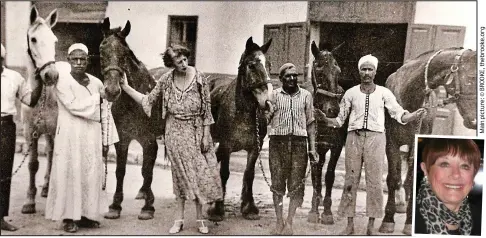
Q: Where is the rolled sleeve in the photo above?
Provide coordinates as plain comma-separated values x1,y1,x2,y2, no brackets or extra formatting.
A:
383,89,409,125
305,93,315,125
17,74,33,105
335,92,351,127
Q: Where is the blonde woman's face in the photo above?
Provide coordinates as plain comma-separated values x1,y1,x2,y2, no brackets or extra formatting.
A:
421,155,475,211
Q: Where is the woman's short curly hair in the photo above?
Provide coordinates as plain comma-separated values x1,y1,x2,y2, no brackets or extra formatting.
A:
422,138,482,176
162,45,191,68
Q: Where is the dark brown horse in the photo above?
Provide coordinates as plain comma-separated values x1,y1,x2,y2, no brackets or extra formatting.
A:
380,47,477,235
21,6,60,214
207,37,272,221
100,18,165,220
304,41,347,225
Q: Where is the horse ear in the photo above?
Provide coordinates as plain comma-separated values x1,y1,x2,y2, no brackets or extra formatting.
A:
331,41,345,54
245,37,254,50
311,41,319,57
120,20,131,38
30,5,39,25
102,17,110,35
260,38,272,54
46,9,58,28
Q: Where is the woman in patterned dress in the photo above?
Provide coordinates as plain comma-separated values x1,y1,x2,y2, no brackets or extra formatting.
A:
120,45,222,234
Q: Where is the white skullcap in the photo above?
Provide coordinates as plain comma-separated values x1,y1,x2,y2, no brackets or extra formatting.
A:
68,43,88,55
358,54,378,70
1,43,5,58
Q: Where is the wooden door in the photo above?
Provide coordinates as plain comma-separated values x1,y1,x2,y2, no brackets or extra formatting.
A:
264,22,307,77
404,24,466,61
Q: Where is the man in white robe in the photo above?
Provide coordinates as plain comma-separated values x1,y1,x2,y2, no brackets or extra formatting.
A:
45,43,118,233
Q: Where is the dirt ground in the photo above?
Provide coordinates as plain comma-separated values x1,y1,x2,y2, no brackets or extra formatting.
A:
2,152,407,236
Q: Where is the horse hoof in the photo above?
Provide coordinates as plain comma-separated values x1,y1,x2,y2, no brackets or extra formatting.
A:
135,191,146,200
402,224,412,235
104,209,121,219
207,214,224,222
320,214,334,225
396,203,407,214
307,212,319,223
41,187,49,198
21,204,36,214
242,213,260,220
138,211,154,220
378,222,395,233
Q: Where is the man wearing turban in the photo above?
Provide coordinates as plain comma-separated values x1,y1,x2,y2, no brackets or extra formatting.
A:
45,43,118,233
317,54,426,235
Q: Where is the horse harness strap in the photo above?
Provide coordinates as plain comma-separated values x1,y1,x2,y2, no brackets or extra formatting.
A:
423,48,468,107
312,61,341,98
103,65,125,75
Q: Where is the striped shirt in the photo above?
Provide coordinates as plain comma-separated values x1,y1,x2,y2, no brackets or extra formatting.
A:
268,87,315,136
335,85,408,132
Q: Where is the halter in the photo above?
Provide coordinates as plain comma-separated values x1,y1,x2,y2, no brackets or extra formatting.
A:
312,61,342,98
102,64,125,75
26,35,56,78
424,48,471,103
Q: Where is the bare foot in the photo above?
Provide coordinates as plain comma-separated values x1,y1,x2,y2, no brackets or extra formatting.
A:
281,223,293,235
270,222,285,235
340,225,354,235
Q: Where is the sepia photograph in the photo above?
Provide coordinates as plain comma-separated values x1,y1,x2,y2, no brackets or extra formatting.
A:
413,136,483,236
0,0,481,236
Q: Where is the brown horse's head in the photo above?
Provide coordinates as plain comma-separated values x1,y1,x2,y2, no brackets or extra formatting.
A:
27,6,59,86
427,49,477,129
311,41,343,118
238,37,273,110
100,17,133,102
447,49,477,129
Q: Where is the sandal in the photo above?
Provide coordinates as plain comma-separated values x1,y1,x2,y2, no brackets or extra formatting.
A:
197,219,209,234
169,219,184,234
63,220,78,233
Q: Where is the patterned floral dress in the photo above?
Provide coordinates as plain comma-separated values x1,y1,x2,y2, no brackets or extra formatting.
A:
141,69,223,204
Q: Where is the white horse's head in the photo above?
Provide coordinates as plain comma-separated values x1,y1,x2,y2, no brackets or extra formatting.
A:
27,6,59,86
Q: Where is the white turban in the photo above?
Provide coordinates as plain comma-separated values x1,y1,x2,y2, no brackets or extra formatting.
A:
358,54,378,70
1,43,5,58
68,43,89,55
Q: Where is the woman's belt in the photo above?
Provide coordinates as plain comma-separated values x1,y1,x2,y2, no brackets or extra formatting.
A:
172,113,203,120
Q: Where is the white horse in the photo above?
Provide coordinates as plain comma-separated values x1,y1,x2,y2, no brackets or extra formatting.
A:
20,5,60,214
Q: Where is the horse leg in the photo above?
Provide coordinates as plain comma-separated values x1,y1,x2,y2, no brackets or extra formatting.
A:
321,146,342,225
41,135,54,198
104,140,129,219
395,147,408,214
402,153,414,235
241,148,260,220
207,146,230,221
307,148,326,223
379,141,400,233
21,135,39,214
138,139,157,220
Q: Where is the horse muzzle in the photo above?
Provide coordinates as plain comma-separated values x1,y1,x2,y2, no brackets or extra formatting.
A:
40,65,59,86
463,118,476,130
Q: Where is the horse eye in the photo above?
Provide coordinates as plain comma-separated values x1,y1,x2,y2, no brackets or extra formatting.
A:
31,37,37,43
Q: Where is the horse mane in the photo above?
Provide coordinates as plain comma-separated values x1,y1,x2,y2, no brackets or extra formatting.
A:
413,46,464,60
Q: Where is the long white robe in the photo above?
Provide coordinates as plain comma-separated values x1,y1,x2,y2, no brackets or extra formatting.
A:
45,64,108,221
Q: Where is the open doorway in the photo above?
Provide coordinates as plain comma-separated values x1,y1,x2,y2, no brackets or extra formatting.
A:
52,22,103,79
319,22,408,90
